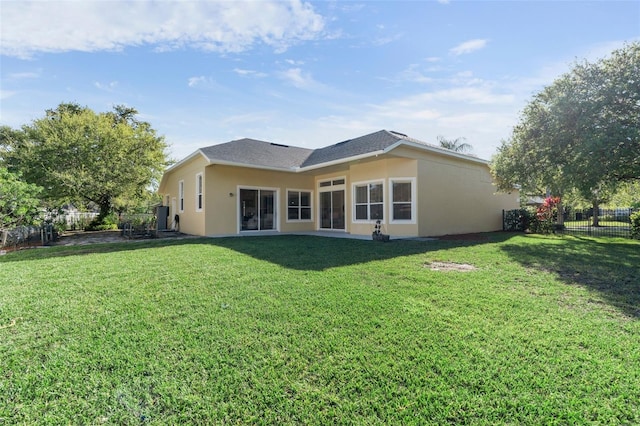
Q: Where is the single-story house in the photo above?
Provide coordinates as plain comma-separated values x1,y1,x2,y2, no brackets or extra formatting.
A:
158,130,519,238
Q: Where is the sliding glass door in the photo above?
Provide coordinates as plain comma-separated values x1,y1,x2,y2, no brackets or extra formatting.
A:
319,190,345,230
240,189,275,231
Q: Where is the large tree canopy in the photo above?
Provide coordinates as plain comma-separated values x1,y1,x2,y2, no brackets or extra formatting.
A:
2,103,169,221
492,43,640,202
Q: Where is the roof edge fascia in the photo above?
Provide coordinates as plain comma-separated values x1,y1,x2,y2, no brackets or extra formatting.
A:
208,158,298,173
389,140,489,165
159,149,209,192
296,150,387,172
164,149,209,174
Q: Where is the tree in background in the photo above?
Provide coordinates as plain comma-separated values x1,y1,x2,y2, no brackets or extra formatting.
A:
492,43,640,226
2,103,169,229
0,167,43,230
437,136,473,154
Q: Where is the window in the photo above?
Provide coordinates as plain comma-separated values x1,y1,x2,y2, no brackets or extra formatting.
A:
195,173,203,211
390,178,416,223
287,190,312,221
178,180,184,212
354,181,384,221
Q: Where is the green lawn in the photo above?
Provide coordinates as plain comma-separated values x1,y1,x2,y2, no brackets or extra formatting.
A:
1,233,639,424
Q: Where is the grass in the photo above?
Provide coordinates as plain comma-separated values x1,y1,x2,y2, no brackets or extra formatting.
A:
1,233,639,424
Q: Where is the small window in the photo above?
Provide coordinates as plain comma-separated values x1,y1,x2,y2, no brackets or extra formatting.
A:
195,173,203,211
178,180,185,212
390,178,416,223
354,181,384,221
287,190,312,221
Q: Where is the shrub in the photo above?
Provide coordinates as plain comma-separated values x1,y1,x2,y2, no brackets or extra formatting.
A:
530,197,560,234
86,213,119,231
631,210,640,240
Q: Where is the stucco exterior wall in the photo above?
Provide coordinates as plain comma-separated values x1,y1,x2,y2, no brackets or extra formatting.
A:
204,165,315,236
160,146,519,238
159,155,208,236
407,149,519,237
347,157,419,237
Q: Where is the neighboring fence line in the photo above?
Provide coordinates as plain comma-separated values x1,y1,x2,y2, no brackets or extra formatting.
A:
503,207,635,239
0,224,57,252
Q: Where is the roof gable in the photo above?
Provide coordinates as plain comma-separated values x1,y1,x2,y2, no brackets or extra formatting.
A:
301,130,403,167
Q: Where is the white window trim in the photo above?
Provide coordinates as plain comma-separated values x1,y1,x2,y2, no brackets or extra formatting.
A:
389,177,417,224
195,173,203,212
352,179,385,224
317,176,347,190
178,180,185,213
286,188,314,223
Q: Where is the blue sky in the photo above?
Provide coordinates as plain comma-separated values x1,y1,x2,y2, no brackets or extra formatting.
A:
1,1,638,161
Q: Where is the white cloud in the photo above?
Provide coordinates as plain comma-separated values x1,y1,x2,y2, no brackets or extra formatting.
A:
0,90,17,100
94,81,118,91
1,0,326,58
449,39,488,56
8,71,40,79
187,76,224,90
233,68,268,78
279,67,324,91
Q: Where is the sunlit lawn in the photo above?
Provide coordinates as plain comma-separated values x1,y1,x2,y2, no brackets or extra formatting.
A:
1,233,639,424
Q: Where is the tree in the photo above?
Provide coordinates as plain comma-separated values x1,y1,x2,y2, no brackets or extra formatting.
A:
3,103,169,225
0,167,43,230
437,136,473,154
492,43,640,226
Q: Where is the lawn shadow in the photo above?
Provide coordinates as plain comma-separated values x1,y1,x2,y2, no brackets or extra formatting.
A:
0,232,517,271
191,233,520,272
500,236,640,318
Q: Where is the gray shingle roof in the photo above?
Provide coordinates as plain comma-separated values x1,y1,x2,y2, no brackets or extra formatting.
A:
300,130,396,167
197,130,475,171
199,138,313,170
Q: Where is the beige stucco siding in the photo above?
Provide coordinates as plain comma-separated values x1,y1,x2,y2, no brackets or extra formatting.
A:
347,157,419,237
159,144,519,238
414,153,519,237
160,155,208,236
204,165,315,236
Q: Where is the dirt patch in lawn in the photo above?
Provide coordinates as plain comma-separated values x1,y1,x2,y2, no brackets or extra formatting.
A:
51,229,188,246
53,230,126,246
426,261,478,272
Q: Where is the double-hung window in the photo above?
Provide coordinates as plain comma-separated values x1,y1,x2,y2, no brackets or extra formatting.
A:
287,190,312,221
390,178,415,223
195,173,203,211
178,180,185,212
354,181,384,221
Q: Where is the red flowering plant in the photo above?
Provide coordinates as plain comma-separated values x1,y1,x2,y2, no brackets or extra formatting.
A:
531,196,561,234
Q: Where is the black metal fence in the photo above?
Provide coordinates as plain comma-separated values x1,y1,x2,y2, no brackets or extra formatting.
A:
562,207,634,238
503,207,636,239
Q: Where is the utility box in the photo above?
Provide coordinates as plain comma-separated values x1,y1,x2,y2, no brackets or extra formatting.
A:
156,206,169,230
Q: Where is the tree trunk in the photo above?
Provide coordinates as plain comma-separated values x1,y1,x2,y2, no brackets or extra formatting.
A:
592,200,600,227
557,200,565,226
97,197,112,223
